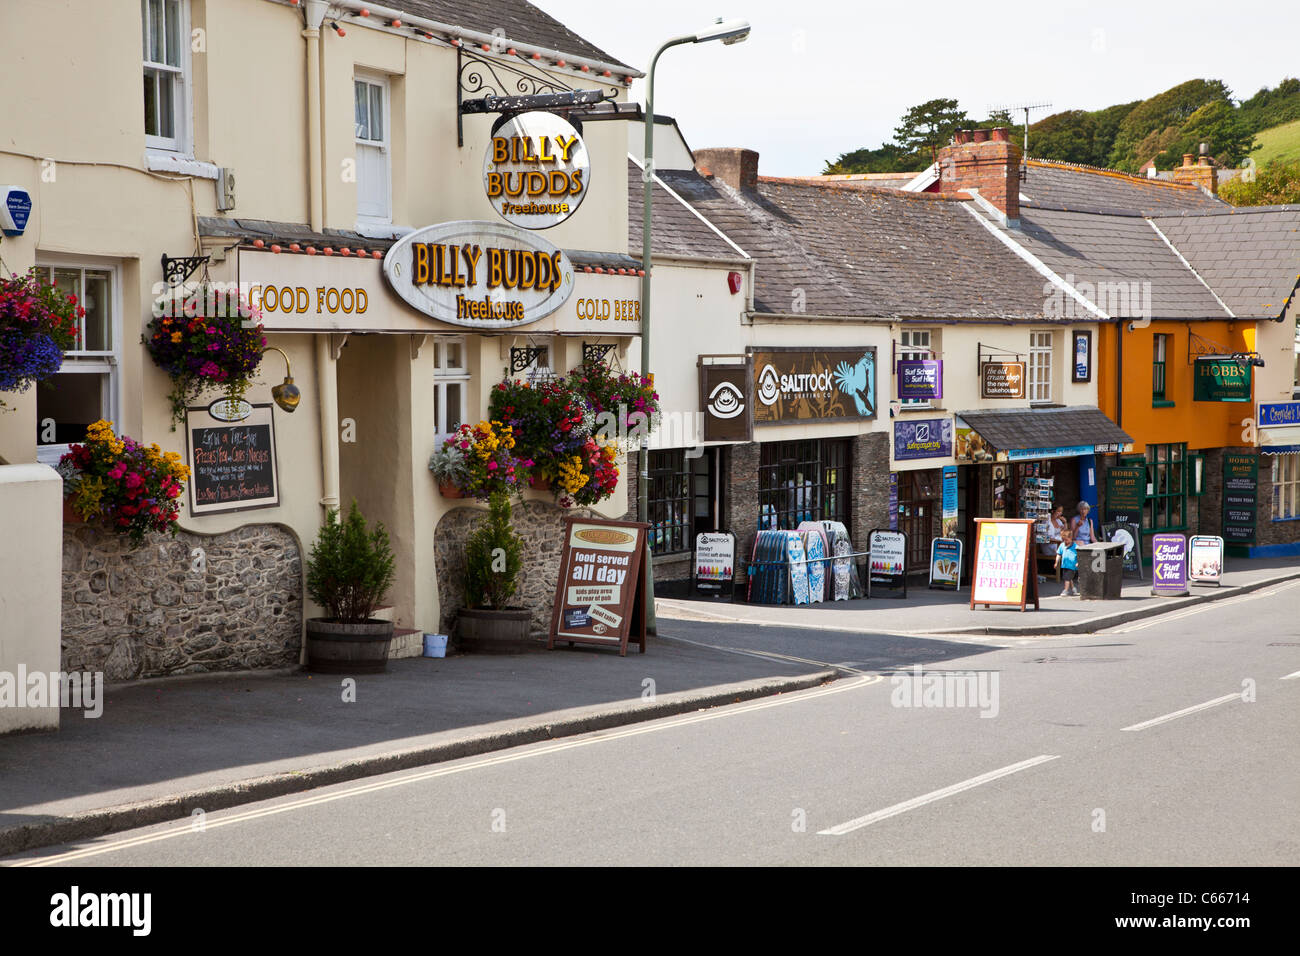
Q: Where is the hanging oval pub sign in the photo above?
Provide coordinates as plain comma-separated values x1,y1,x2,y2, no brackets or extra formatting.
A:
383,220,575,329
483,111,590,229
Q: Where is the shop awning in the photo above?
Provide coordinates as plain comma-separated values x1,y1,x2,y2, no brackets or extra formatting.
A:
1260,426,1300,453
956,406,1133,461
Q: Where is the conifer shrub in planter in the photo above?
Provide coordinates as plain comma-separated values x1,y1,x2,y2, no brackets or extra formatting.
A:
456,490,537,653
304,501,397,673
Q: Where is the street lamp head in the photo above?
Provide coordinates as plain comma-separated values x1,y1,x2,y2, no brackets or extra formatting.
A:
694,17,750,45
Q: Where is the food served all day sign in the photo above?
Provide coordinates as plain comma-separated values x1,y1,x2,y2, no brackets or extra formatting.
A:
383,220,574,329
970,518,1039,611
548,518,649,656
484,111,590,229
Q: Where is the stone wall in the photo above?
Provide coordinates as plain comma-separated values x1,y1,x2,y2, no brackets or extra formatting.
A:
434,498,596,636
62,522,303,681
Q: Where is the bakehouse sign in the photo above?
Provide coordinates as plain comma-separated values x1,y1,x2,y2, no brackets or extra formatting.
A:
383,220,575,329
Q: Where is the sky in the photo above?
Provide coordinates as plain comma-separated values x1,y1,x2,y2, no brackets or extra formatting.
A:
532,0,1300,176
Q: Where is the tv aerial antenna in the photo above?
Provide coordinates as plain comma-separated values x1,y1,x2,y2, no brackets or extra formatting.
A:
990,102,1052,178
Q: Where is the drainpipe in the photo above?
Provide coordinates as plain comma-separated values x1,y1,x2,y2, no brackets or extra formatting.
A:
304,1,339,514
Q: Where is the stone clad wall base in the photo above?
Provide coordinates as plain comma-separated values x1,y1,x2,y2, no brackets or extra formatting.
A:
62,523,304,681
434,499,597,637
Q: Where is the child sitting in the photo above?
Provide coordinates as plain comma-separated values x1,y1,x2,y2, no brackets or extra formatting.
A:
1055,529,1079,597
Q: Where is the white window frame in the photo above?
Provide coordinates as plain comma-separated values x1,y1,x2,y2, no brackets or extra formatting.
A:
354,72,392,225
34,258,123,467
1273,455,1300,521
433,337,470,446
898,328,933,409
1029,330,1054,405
142,0,193,155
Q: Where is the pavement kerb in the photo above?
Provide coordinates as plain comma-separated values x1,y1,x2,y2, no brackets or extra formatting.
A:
0,668,837,859
926,569,1300,637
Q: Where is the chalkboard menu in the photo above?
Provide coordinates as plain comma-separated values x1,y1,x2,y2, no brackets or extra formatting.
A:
186,402,280,515
1104,465,1145,525
1221,452,1257,544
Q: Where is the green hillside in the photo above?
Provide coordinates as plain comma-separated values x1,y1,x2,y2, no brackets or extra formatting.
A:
1250,118,1300,166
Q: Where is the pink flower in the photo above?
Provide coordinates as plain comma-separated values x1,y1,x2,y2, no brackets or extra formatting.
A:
108,462,126,480
487,461,498,471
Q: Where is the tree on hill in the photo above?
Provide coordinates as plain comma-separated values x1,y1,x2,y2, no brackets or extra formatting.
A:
1219,159,1300,206
1107,79,1233,171
1149,100,1257,169
823,143,926,175
1238,78,1300,133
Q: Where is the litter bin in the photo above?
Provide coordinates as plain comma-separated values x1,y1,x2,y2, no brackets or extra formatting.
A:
1076,542,1124,600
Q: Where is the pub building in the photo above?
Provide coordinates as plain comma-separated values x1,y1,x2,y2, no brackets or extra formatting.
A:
0,0,668,684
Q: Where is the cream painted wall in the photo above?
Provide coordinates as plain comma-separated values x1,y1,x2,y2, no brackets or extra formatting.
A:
0,465,63,734
1254,304,1298,404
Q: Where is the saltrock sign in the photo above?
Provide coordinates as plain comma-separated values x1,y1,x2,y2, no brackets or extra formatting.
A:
748,347,877,424
383,220,575,329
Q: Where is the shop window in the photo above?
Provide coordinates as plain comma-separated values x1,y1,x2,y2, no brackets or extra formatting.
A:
899,328,932,408
1029,331,1053,404
757,439,849,530
35,264,119,465
1152,334,1169,403
355,74,391,222
142,0,190,152
648,450,692,554
432,337,469,446
1143,443,1186,532
1273,455,1300,520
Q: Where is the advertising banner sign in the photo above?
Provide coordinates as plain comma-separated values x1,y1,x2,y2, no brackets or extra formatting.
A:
548,518,649,655
1258,401,1300,428
1193,357,1251,402
693,531,736,597
1222,452,1258,544
868,529,907,598
699,359,753,442
929,537,962,590
484,111,590,229
941,465,958,537
897,360,943,399
749,347,876,424
970,518,1039,610
893,418,953,461
1188,535,1224,585
1151,533,1189,596
980,362,1026,399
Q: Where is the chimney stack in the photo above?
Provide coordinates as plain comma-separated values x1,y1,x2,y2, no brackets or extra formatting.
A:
1172,146,1217,195
695,148,759,192
935,127,1022,225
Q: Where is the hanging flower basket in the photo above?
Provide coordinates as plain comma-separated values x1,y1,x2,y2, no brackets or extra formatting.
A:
428,421,529,500
56,420,191,545
0,268,82,407
144,283,266,428
439,480,465,499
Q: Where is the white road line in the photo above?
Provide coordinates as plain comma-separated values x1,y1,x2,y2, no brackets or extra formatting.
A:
818,755,1060,836
1120,693,1240,732
11,672,883,867
1282,670,1300,681
1107,580,1300,633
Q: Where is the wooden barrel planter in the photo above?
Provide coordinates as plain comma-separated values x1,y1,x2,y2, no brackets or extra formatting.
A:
305,619,394,673
455,607,540,653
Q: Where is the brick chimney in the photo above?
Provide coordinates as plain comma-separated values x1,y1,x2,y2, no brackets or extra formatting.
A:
1171,145,1217,195
936,128,1022,225
695,148,759,191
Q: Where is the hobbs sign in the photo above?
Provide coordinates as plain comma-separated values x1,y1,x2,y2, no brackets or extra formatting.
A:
484,111,590,229
384,220,574,329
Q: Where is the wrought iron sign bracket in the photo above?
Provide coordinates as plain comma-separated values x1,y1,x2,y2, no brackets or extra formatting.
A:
510,346,547,375
457,45,620,146
161,254,210,287
1187,330,1232,365
582,342,617,366
976,342,1025,377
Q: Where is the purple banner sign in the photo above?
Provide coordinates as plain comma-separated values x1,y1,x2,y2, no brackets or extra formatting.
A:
1151,533,1188,597
897,360,943,399
894,418,954,461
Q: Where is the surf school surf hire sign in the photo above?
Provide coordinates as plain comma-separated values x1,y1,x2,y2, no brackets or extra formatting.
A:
484,112,590,230
383,221,573,329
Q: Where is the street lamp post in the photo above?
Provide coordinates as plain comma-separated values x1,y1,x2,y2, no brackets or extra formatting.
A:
638,18,750,633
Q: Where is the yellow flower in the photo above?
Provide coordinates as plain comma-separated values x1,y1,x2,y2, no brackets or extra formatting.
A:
170,332,183,343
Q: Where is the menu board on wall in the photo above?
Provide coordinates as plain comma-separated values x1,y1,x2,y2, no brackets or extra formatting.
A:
1222,452,1258,544
970,518,1039,611
1104,465,1146,525
548,517,649,656
185,403,280,515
